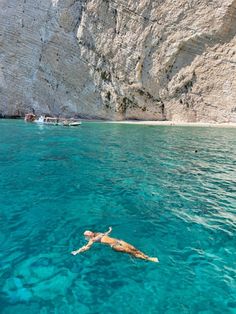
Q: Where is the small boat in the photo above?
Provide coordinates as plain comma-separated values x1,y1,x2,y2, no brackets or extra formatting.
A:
44,117,60,125
62,120,81,126
69,122,81,126
25,114,81,126
35,116,59,125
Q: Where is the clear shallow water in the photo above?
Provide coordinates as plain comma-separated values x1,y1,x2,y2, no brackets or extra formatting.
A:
0,119,236,314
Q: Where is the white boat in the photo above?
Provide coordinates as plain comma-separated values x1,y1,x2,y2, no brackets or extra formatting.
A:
62,120,81,126
35,116,59,125
25,114,81,126
68,121,81,126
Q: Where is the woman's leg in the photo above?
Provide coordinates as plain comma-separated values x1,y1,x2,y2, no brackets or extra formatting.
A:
111,242,158,262
131,250,158,262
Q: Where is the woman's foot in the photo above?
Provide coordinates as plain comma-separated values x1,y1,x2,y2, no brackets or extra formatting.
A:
148,257,159,263
71,250,79,255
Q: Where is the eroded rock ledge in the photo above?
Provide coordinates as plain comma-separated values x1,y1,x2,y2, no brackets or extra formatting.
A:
1,0,236,122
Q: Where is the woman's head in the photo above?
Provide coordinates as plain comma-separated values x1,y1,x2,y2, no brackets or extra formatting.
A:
84,230,95,238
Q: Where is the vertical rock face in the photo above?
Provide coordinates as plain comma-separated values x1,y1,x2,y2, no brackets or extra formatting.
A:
1,0,236,122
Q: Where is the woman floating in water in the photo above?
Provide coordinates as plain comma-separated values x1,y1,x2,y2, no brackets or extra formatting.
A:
71,227,158,263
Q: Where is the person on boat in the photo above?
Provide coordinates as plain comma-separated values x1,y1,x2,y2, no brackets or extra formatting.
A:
71,227,159,263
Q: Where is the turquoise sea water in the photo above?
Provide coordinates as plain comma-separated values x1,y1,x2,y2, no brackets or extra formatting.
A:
0,119,236,314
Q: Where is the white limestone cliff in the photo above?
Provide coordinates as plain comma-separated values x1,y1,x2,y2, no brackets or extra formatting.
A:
1,0,236,122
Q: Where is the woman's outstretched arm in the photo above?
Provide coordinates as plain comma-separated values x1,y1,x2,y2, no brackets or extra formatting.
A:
105,226,112,236
71,239,94,255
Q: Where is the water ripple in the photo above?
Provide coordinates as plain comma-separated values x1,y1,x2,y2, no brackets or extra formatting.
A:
0,120,236,313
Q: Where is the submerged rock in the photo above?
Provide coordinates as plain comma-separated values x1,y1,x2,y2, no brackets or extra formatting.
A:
2,277,33,303
3,254,76,302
